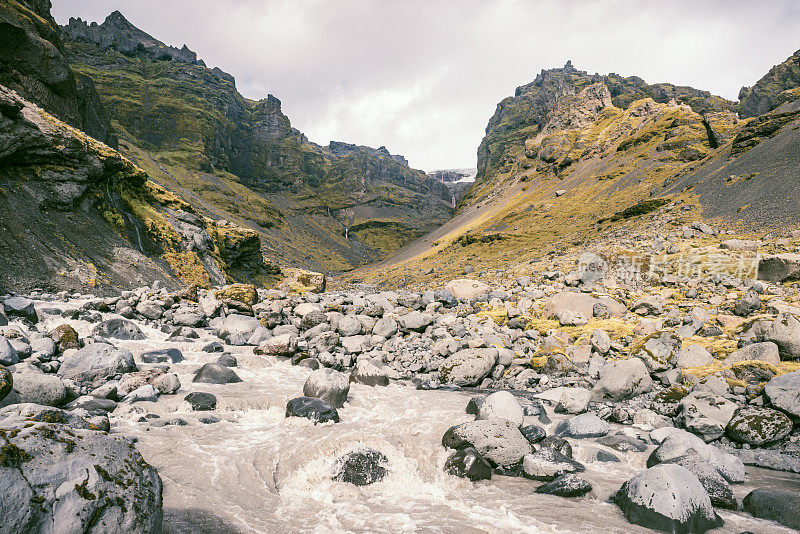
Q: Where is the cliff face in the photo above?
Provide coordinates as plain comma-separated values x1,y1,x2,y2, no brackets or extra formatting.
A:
0,0,116,146
61,11,452,271
739,48,800,118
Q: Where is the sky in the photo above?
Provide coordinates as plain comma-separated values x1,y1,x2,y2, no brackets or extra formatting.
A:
52,0,800,171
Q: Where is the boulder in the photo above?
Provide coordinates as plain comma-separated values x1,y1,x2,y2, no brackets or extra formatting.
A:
91,318,145,340
596,433,648,453
762,312,800,359
303,368,350,408
277,268,326,293
337,315,363,336
676,345,713,368
3,296,38,323
0,373,66,407
218,314,261,338
555,388,591,414
522,448,585,481
591,358,653,401
256,334,298,357
139,348,183,364
733,290,761,316
214,283,257,305
631,331,681,372
535,474,592,497
398,311,433,332
758,253,800,283
764,371,800,417
444,279,490,301
285,396,339,424
0,366,13,401
612,464,722,533
442,419,530,467
677,391,737,442
122,384,160,403
647,429,745,483
333,449,387,485
438,348,498,386
192,363,242,384
723,342,780,366
743,489,800,530
555,413,610,439
444,447,492,481
520,425,547,445
476,391,524,426
350,359,389,387
57,343,136,389
184,391,217,411
0,336,19,366
153,373,180,395
48,324,80,352
372,317,398,338
0,404,162,533
542,292,597,320
726,406,793,446
664,452,736,509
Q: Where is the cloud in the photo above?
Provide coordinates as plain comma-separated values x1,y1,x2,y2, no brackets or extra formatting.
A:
52,0,800,171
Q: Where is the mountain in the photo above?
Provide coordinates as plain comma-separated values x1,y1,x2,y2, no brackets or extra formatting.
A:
60,12,452,272
352,55,800,286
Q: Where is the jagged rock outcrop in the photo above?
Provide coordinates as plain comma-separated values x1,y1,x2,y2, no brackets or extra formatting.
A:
739,48,800,118
0,0,115,146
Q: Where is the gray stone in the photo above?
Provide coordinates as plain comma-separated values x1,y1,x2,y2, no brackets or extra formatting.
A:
92,318,145,340
442,419,530,467
522,448,585,481
676,345,713,368
218,314,260,338
592,358,653,401
444,447,492,481
677,391,737,442
723,342,780,366
743,489,800,530
350,359,389,387
398,311,433,332
758,253,800,283
192,363,242,384
0,336,19,366
632,331,681,372
285,396,339,423
438,348,498,386
3,296,38,323
665,452,736,509
303,368,350,408
763,370,800,417
726,406,793,446
0,372,66,407
612,464,722,533
372,317,398,338
476,391,524,426
647,429,745,483
535,474,592,497
762,312,800,359
57,343,136,388
555,413,610,438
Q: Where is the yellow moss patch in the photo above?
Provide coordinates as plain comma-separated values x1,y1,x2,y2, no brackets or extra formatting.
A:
163,251,210,288
476,305,509,326
215,283,257,305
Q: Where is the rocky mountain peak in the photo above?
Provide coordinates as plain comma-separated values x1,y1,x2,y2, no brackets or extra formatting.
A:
738,48,800,118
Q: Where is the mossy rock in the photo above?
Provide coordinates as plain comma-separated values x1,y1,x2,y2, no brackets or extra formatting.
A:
277,269,326,294
48,324,79,352
726,406,793,446
650,386,688,416
0,367,12,402
215,283,257,305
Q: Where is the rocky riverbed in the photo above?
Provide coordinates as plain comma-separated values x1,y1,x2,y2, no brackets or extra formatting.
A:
2,265,800,533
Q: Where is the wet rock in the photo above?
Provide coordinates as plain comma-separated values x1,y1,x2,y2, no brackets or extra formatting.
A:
442,419,530,467
0,404,162,533
153,373,180,394
0,372,66,407
726,406,793,446
123,384,160,403
650,386,689,416
3,296,38,323
677,391,737,442
192,363,242,384
139,348,184,364
184,391,217,411
522,448,585,481
763,370,800,417
476,391,524,426
520,425,547,445
743,489,800,530
612,464,722,533
664,452,736,509
218,314,261,339
91,318,145,340
538,436,573,458
57,343,136,389
555,413,610,439
333,449,388,485
466,396,486,415
285,396,339,423
350,359,389,386
303,368,350,408
202,341,225,353
444,446,492,481
256,333,298,357
535,474,592,497
596,433,648,452
438,348,498,386
592,358,653,401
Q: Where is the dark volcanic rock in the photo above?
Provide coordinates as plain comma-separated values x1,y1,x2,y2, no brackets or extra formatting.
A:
285,396,339,424
184,391,217,411
444,446,492,481
140,348,184,364
743,488,800,530
333,449,388,486
92,318,145,340
192,363,242,384
535,474,592,497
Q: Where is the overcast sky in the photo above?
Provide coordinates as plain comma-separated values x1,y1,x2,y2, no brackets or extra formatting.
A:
52,0,800,171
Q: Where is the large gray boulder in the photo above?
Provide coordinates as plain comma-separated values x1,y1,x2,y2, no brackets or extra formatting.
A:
591,358,653,401
218,314,260,338
0,404,162,533
0,336,19,366
442,418,530,467
743,488,800,530
647,429,745,483
476,391,524,427
192,363,242,384
522,448,585,481
664,452,736,509
723,342,780,366
0,372,66,407
92,318,145,341
677,391,737,442
438,348,498,386
762,312,800,359
57,343,136,389
555,413,610,438
303,368,350,408
398,311,433,332
444,279,490,301
3,296,38,323
350,359,389,387
763,370,800,417
726,406,793,446
612,464,722,533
